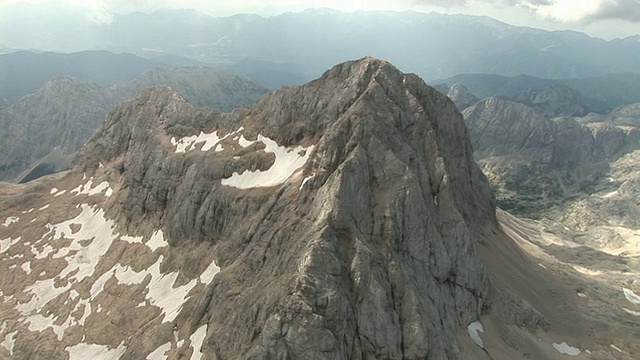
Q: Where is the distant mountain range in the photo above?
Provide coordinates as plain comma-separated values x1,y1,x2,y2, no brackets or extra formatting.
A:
0,67,268,183
0,51,166,102
2,6,639,82
436,72,640,114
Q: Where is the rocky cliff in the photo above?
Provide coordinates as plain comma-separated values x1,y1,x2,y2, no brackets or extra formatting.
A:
0,68,268,183
3,58,633,360
446,83,479,111
463,97,640,215
0,57,510,360
74,57,498,359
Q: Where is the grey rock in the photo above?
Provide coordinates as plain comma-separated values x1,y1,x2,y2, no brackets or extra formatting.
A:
76,58,500,359
463,97,639,216
447,83,479,111
0,67,267,182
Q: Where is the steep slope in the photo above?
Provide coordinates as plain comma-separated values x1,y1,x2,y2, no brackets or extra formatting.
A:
0,58,516,360
438,72,640,114
0,68,267,183
109,67,268,110
446,83,479,111
463,97,640,215
3,58,637,360
0,76,115,182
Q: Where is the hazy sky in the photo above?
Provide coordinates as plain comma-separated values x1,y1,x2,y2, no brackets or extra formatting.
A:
2,0,639,39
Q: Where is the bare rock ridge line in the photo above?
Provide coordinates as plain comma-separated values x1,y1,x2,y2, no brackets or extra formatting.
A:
2,57,543,359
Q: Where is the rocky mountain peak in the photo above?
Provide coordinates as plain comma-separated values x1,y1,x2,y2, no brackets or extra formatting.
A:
446,83,479,111
2,58,542,360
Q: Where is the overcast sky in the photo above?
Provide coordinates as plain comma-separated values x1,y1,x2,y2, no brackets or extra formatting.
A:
2,0,639,39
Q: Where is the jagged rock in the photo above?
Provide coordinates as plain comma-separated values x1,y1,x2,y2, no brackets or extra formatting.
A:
463,97,640,216
446,83,479,111
0,68,267,183
75,58,498,359
1,58,515,360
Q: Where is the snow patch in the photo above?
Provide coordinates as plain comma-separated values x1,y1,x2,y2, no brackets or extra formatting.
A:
20,262,32,274
66,342,127,360
623,308,640,316
16,204,116,339
120,235,143,244
39,204,50,210
190,324,208,360
199,261,221,284
1,331,17,356
623,288,640,304
171,127,243,153
300,174,315,190
0,236,20,254
610,344,622,352
467,320,484,348
221,135,314,189
146,230,168,251
553,342,581,356
50,188,59,194
71,178,113,197
54,190,67,197
2,216,19,227
147,341,171,360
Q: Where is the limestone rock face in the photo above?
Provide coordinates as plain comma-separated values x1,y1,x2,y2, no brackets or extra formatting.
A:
446,83,479,111
76,58,497,359
463,97,640,215
1,58,504,360
0,68,267,183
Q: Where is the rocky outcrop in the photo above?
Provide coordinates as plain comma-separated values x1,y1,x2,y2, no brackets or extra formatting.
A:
75,58,498,359
1,58,531,360
0,68,267,183
107,66,268,112
446,83,479,111
463,97,640,215
0,76,115,182
514,83,590,118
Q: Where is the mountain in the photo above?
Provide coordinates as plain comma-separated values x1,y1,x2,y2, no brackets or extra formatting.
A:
513,84,590,118
0,76,115,182
0,50,167,103
0,67,268,183
446,83,479,111
1,58,638,359
437,72,640,114
109,67,268,111
462,97,640,215
3,6,640,82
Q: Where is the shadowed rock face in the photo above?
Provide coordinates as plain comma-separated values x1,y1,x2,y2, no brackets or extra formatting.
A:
74,57,497,359
463,97,640,216
447,83,479,111
0,68,268,183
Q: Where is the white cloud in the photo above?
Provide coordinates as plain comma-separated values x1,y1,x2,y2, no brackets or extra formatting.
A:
523,0,613,22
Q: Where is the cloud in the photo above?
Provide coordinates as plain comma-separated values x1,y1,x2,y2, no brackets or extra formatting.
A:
519,0,640,22
411,0,470,7
412,0,640,22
